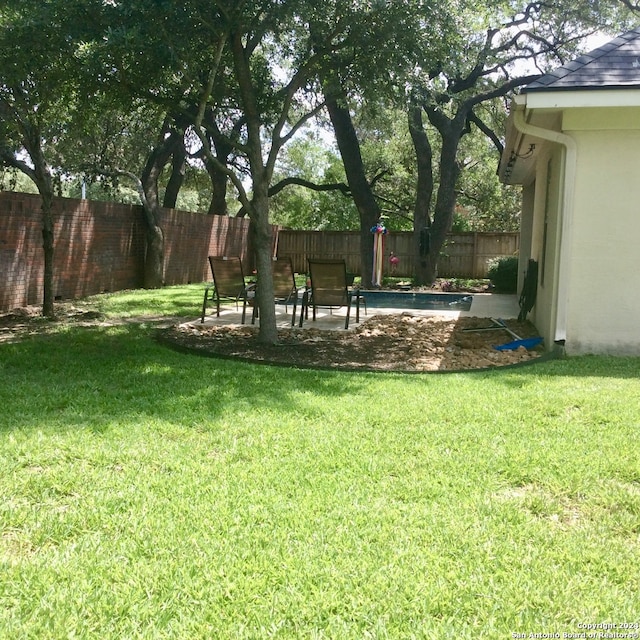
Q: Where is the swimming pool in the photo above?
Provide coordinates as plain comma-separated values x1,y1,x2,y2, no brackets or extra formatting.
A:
361,290,473,311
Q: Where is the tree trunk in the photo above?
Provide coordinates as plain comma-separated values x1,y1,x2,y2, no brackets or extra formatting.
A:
424,130,462,283
143,222,165,289
408,106,434,286
139,127,180,288
230,30,278,344
162,141,186,209
324,76,380,288
28,132,57,317
205,155,229,216
419,107,468,283
40,190,56,318
251,194,278,344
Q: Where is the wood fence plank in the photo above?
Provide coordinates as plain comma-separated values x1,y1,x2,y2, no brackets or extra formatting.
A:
277,230,519,278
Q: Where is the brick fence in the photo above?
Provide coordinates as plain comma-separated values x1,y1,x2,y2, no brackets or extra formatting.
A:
0,192,253,312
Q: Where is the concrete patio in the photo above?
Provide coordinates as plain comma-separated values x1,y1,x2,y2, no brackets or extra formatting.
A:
194,292,520,332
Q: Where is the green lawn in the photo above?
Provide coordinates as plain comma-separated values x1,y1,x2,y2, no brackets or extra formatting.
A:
1,286,639,639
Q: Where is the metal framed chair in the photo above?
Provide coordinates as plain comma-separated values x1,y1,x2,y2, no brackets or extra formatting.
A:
300,258,363,329
201,256,255,323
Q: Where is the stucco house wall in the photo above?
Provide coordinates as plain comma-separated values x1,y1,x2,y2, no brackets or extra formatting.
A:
528,145,565,349
564,109,640,354
514,140,566,351
500,27,640,356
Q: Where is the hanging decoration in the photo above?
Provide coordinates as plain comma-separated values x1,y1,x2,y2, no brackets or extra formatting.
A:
370,221,388,287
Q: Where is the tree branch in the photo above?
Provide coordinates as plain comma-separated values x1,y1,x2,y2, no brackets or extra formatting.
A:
0,147,37,183
268,176,351,197
467,112,504,155
234,176,352,218
191,34,253,212
275,101,326,150
467,74,541,108
97,167,151,214
266,55,324,172
378,206,414,223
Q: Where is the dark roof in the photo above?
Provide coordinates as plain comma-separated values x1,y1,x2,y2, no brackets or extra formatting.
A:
524,26,640,92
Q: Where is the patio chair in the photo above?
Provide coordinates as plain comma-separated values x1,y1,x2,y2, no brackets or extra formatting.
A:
251,257,300,326
201,256,255,323
300,258,363,330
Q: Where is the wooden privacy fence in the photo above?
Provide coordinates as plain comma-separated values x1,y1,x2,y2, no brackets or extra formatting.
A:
277,230,519,278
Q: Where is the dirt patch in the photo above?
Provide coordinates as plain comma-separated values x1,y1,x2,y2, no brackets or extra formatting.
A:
0,305,107,343
0,304,177,344
160,314,545,373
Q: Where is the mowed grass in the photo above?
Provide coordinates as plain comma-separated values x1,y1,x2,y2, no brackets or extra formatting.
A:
1,286,639,639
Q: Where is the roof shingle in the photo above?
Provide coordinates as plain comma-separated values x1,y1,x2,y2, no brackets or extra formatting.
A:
524,26,640,92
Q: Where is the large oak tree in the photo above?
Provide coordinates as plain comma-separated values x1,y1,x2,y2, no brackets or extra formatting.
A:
0,0,100,316
406,0,618,283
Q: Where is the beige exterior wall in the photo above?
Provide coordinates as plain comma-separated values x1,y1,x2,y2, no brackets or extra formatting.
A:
540,147,565,350
562,108,640,355
520,145,565,351
517,182,535,289
504,73,640,356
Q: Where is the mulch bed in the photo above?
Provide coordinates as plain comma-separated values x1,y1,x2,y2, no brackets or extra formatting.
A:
159,314,546,373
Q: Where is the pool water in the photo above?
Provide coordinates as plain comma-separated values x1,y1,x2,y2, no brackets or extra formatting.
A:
360,290,473,311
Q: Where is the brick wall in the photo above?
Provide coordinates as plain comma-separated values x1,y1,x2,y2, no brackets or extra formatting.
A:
0,192,253,312
160,207,251,286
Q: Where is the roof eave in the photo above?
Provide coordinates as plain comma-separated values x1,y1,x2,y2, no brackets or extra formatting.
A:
498,100,542,186
520,86,640,110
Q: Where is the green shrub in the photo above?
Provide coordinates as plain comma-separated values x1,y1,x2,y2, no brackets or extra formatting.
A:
487,255,518,293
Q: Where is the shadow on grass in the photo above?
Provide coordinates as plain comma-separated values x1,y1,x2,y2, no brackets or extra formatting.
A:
2,322,638,437
0,324,372,434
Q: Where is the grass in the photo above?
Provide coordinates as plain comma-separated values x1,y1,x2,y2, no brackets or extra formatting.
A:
1,285,639,639
79,284,206,319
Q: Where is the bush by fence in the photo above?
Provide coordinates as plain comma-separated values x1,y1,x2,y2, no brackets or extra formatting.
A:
487,255,519,293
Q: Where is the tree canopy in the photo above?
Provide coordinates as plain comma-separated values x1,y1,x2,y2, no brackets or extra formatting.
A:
0,0,103,315
1,0,634,327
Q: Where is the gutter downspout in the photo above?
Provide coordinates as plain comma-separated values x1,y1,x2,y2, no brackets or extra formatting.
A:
512,102,577,346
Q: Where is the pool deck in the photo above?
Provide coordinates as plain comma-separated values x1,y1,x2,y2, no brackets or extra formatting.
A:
192,292,520,332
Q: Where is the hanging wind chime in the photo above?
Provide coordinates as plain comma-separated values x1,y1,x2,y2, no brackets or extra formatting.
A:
370,220,388,287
